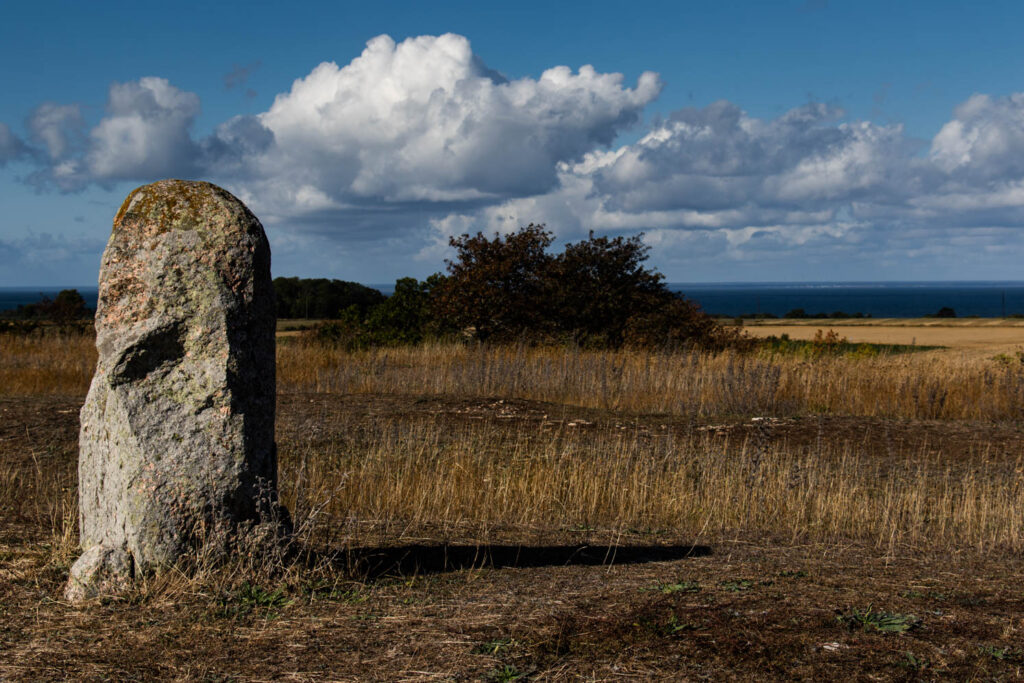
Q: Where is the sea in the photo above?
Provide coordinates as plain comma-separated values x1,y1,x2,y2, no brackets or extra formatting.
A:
5,281,1024,318
667,282,1024,318
370,281,1024,318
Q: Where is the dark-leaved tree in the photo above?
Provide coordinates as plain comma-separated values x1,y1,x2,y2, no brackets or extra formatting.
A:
430,224,742,349
50,289,90,322
364,276,436,345
3,289,91,322
430,225,554,342
549,231,667,347
623,295,746,350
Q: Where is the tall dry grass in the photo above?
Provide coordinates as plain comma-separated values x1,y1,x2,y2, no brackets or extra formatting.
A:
0,332,95,396
12,411,1022,563
5,332,1024,419
278,341,1024,421
277,414,1024,554
5,332,1024,558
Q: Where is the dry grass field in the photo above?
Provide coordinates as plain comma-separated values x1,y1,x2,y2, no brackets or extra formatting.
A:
3,328,1024,679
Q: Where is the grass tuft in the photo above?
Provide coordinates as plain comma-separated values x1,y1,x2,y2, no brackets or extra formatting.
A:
836,606,922,633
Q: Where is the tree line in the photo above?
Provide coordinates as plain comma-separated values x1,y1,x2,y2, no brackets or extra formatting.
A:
1,289,92,322
2,226,745,350
307,225,745,350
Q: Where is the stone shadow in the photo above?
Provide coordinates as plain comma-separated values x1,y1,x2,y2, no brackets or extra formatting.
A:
314,543,712,579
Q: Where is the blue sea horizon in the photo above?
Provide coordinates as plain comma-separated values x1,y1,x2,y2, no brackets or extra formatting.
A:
665,281,1024,318
367,280,1024,318
5,281,1024,318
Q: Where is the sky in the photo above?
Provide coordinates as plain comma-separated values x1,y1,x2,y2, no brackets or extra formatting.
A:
2,0,1024,287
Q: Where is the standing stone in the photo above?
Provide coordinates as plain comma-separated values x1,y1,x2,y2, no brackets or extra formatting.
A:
66,180,284,602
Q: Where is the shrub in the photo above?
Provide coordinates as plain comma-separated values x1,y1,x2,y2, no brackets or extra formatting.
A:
430,225,743,350
547,231,667,347
363,276,439,345
430,225,554,343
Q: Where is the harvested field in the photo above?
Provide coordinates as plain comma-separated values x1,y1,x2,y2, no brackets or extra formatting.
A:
744,318,1024,356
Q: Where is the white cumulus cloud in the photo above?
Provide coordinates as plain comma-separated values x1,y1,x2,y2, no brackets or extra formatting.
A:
27,103,84,161
17,33,660,222
930,93,1024,179
247,33,660,214
429,93,1024,275
590,101,916,214
86,77,201,181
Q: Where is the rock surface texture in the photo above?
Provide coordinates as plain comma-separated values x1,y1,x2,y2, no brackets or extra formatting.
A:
66,180,282,602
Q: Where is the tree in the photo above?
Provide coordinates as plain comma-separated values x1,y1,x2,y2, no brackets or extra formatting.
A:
548,231,667,347
4,289,91,322
364,277,434,345
50,289,90,322
429,224,741,350
431,225,554,342
272,277,385,319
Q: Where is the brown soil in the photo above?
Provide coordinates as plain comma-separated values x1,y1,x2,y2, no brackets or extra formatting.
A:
4,537,1023,680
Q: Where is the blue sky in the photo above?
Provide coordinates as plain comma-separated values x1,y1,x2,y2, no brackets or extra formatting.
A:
2,0,1024,286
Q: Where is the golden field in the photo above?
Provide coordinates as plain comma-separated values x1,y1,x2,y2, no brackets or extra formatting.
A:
744,317,1024,356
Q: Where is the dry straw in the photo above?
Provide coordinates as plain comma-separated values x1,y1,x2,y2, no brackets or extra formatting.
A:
274,412,1024,555
278,341,1024,421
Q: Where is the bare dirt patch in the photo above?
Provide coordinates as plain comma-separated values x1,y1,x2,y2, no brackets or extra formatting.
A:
278,392,1024,467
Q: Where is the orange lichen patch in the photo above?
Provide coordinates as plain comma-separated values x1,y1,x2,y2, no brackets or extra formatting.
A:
97,180,271,328
113,180,254,238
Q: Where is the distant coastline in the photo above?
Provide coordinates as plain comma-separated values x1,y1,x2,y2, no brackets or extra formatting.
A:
6,281,1024,318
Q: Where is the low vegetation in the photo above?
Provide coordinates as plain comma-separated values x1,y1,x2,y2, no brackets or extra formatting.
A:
4,328,1024,421
758,329,939,358
271,409,1024,553
279,340,1024,421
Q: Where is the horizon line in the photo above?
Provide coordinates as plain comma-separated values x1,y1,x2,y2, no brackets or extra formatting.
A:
7,278,1024,291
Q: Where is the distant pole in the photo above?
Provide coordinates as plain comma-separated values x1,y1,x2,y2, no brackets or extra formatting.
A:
1002,290,1006,318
